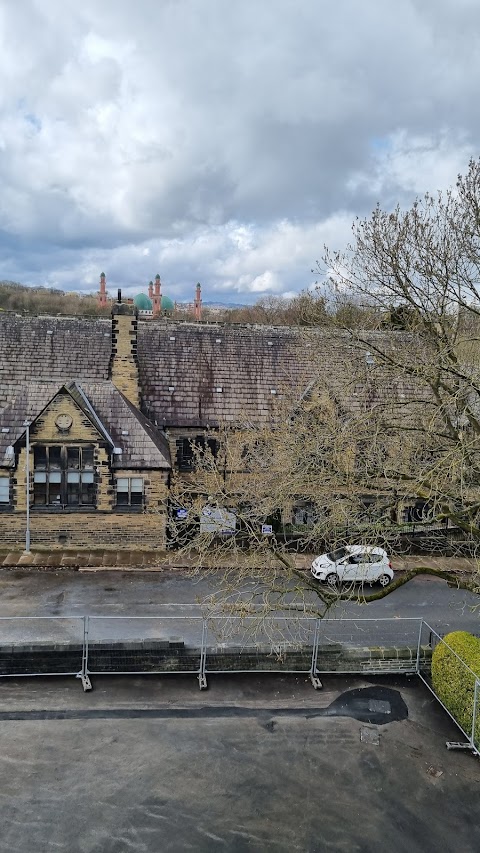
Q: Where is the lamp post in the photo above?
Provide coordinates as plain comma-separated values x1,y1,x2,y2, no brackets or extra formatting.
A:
23,420,31,555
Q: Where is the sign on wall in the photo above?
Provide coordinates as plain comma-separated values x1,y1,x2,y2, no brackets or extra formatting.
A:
200,505,236,534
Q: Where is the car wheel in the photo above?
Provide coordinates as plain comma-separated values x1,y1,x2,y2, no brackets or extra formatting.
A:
325,572,339,588
378,574,391,587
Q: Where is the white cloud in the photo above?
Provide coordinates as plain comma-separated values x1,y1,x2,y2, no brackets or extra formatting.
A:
0,0,478,302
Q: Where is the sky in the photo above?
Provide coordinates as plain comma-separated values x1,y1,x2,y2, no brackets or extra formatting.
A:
0,0,479,304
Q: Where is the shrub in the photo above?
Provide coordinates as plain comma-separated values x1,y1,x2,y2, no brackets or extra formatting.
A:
431,631,480,743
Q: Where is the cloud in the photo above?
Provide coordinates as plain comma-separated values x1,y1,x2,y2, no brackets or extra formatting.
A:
348,130,474,206
0,0,478,302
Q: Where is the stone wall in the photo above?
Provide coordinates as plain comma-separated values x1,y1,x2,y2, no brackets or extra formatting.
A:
0,639,432,677
0,508,167,549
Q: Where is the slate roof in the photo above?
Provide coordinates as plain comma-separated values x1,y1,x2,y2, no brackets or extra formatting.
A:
137,320,421,427
80,382,170,469
0,313,424,436
0,314,111,400
0,381,170,470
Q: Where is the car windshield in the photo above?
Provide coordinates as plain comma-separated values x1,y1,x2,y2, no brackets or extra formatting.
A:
326,547,348,562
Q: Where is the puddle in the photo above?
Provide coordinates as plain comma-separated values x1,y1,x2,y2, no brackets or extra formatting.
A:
309,686,407,725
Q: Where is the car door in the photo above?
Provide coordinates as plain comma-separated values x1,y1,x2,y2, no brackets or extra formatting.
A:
355,551,373,582
341,552,364,581
365,552,383,581
344,551,375,583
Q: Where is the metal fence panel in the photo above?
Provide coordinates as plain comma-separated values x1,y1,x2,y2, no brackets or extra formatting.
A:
204,615,319,676
473,680,480,754
315,617,422,648
85,616,205,677
0,617,84,678
419,622,480,755
313,617,423,675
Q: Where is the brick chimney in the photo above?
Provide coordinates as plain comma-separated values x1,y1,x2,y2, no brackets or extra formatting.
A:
109,293,140,408
194,282,202,321
98,272,107,308
153,274,162,317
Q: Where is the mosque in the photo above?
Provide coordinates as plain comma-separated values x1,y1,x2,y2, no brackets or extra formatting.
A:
98,272,202,320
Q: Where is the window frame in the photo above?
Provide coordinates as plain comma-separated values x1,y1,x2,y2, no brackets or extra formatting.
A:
32,444,96,509
114,476,144,509
0,474,10,507
175,435,219,472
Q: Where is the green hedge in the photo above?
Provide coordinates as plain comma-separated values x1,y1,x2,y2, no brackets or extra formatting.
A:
431,631,480,744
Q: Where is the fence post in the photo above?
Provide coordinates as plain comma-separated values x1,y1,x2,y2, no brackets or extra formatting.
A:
198,618,207,690
78,615,92,692
309,619,322,690
415,619,423,674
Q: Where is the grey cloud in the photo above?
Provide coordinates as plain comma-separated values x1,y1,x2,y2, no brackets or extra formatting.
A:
0,0,478,300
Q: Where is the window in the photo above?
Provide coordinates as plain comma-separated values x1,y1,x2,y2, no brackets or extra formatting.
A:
33,445,95,507
176,436,219,472
115,477,144,507
402,501,432,523
292,502,317,527
0,476,9,504
176,438,194,471
327,547,348,562
348,553,363,564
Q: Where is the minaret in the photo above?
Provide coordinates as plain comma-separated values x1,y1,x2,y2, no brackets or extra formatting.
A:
153,274,162,317
148,280,153,300
99,272,107,307
194,282,202,321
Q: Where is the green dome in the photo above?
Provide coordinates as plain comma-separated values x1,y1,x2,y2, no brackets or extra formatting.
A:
161,295,174,312
134,293,153,310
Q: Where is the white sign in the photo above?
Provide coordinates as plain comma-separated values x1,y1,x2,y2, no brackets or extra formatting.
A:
261,524,273,534
200,506,236,534
176,509,188,520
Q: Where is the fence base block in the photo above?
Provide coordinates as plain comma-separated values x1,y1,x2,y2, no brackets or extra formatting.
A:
310,674,323,690
76,672,92,692
446,741,475,751
198,674,207,690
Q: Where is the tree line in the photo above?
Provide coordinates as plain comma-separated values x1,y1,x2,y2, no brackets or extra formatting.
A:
0,281,110,317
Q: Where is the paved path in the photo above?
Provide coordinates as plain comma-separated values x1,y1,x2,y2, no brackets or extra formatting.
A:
0,548,477,573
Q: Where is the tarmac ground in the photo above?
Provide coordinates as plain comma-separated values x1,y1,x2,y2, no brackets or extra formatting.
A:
0,673,479,853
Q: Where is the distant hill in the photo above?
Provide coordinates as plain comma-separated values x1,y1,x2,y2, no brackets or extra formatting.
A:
202,301,247,308
0,282,248,318
0,280,109,317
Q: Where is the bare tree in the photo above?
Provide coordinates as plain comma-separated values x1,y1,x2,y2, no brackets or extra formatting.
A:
168,365,478,622
323,158,480,540
168,162,480,621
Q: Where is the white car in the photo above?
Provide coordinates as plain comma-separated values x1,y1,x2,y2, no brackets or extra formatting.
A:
311,545,394,587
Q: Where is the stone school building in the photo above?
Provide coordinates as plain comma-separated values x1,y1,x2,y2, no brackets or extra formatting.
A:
0,295,339,550
0,290,418,550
